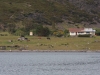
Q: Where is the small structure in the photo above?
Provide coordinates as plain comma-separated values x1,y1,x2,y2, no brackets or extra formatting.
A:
30,32,33,36
69,28,95,36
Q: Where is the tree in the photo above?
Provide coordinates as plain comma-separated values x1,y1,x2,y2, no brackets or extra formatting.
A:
35,26,50,36
64,29,69,37
95,29,100,36
7,23,16,34
42,27,50,36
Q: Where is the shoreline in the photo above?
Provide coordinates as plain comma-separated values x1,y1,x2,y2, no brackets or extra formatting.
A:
0,50,100,52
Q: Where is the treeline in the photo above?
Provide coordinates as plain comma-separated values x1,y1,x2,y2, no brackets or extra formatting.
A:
8,23,69,37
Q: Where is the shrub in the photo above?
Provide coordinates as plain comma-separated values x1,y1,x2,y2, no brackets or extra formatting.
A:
35,26,50,36
78,34,91,37
95,29,100,36
64,29,69,37
85,0,95,5
14,29,25,36
53,30,64,37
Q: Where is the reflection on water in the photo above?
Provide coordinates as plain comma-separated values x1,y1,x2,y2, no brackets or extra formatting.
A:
0,52,100,75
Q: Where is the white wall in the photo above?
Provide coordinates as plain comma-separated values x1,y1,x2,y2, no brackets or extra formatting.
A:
70,32,76,36
70,32,95,36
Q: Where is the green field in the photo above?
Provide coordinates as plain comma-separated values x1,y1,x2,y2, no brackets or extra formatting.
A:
0,34,100,51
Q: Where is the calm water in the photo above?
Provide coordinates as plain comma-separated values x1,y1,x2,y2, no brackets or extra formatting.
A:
0,52,100,75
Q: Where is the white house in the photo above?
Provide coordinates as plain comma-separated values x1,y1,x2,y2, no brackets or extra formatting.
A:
69,28,95,36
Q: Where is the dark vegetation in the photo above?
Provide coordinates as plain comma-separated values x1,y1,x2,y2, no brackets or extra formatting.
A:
78,34,91,37
0,0,100,36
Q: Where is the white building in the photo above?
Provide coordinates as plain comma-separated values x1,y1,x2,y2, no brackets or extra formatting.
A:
30,32,33,36
69,28,95,36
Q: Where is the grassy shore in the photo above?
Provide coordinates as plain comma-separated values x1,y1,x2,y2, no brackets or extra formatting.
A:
0,35,100,52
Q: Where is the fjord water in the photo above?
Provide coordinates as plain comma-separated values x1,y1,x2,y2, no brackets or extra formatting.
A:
0,52,100,75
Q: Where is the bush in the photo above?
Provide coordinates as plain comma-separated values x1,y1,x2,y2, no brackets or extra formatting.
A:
14,29,25,36
53,30,64,37
36,26,50,36
78,34,91,37
85,0,95,5
95,29,100,36
64,29,69,37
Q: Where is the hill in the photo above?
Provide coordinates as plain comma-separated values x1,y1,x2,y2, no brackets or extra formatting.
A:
0,0,100,33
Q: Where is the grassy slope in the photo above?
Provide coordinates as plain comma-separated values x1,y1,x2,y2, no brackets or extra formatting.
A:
0,35,100,51
0,0,94,26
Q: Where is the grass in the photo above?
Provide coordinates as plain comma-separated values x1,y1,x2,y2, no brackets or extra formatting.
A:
0,35,100,51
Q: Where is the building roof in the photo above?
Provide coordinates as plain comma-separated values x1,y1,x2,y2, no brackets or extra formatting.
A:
69,28,84,32
83,28,95,32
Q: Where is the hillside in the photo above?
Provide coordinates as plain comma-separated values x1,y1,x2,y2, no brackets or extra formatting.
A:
0,0,100,32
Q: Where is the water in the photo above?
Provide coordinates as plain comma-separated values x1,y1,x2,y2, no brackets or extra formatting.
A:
0,52,100,75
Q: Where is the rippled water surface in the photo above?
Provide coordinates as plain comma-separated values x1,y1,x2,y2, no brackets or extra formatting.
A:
0,52,100,75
